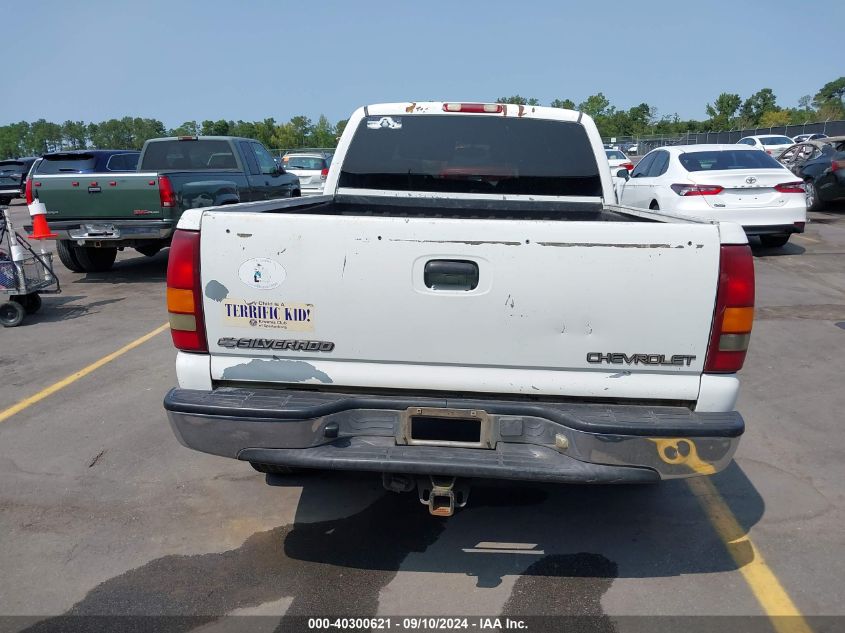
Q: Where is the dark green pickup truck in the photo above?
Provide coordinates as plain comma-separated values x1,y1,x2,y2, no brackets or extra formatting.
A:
30,137,300,272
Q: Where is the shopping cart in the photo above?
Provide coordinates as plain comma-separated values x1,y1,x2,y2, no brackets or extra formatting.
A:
0,207,61,327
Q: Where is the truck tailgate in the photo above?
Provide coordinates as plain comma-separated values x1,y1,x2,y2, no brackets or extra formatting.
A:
199,211,720,402
36,173,163,220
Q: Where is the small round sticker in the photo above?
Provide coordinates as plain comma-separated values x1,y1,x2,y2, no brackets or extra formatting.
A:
238,258,286,290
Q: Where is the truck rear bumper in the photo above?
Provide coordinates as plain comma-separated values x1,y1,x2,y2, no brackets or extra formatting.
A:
25,219,175,242
165,387,743,483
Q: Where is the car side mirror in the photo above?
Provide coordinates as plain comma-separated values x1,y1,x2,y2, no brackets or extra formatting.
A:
616,168,630,180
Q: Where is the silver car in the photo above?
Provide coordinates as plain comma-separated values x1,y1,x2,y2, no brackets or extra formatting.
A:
282,153,332,195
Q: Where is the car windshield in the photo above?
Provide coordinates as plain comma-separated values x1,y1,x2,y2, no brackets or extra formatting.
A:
36,154,98,174
605,151,626,160
340,114,602,196
284,156,326,170
760,137,793,146
678,150,784,171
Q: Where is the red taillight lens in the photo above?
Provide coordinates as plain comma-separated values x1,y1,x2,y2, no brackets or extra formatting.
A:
670,184,724,196
704,245,755,373
774,182,805,194
831,160,843,171
25,178,33,204
442,103,504,113
622,162,634,171
320,168,329,180
159,175,175,208
166,229,207,353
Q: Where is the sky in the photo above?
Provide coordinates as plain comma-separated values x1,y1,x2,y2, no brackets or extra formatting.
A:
3,0,842,128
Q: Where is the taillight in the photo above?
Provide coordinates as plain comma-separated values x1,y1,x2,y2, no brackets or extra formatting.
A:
670,184,724,196
25,178,33,204
704,245,755,373
832,159,843,171
774,182,805,194
166,229,207,353
320,168,329,180
621,162,634,171
159,175,175,208
442,103,504,113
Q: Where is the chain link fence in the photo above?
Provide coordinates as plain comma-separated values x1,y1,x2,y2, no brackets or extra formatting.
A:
604,120,845,155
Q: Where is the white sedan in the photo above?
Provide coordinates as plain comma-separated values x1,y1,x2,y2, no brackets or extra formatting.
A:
615,144,807,247
605,149,633,173
736,134,794,158
281,153,331,195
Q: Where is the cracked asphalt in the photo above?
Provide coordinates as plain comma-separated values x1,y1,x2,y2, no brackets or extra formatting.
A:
1,198,844,631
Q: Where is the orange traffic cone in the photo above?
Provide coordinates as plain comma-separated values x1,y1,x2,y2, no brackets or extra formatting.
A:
27,201,58,240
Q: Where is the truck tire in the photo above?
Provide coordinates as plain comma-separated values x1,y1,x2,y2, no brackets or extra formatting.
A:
56,240,85,273
73,246,117,272
250,462,302,475
760,234,790,248
0,301,25,327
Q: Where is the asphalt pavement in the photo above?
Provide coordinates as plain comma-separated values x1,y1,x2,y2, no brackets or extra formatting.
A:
1,197,843,632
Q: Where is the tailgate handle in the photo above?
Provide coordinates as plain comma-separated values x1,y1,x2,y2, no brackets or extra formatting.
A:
424,260,479,291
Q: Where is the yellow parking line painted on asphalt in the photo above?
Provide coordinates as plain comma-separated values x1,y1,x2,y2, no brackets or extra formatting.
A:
0,323,169,424
688,476,813,633
793,234,820,244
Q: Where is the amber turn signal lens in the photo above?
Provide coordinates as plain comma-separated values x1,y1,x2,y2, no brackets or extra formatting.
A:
721,307,754,333
167,287,195,314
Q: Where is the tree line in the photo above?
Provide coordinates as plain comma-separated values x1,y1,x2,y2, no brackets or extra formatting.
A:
1,77,842,159
0,114,347,159
496,77,844,139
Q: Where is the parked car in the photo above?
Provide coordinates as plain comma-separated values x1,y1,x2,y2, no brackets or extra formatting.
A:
0,157,38,205
736,135,794,158
32,149,140,176
281,152,332,195
27,137,300,272
778,136,845,210
624,143,639,154
605,149,633,173
616,144,806,247
792,133,828,144
164,102,752,516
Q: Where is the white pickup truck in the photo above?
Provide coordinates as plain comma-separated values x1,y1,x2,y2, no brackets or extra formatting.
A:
163,102,754,516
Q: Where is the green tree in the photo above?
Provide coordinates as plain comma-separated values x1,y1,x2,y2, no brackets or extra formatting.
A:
26,119,63,154
705,93,741,129
550,98,576,109
0,122,30,158
740,88,779,126
170,121,200,136
578,93,611,119
308,115,335,147
61,120,88,149
759,110,790,127
495,95,540,106
813,77,845,108
200,119,231,136
335,119,348,140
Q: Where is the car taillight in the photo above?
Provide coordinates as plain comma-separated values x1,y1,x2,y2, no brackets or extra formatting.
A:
166,229,207,353
321,168,329,180
766,150,772,155
159,175,175,208
832,159,844,171
704,245,755,373
622,162,634,171
670,184,724,196
25,178,33,204
442,103,504,113
774,182,805,194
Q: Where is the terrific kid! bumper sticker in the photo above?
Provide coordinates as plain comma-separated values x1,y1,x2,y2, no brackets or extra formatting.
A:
222,299,314,331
